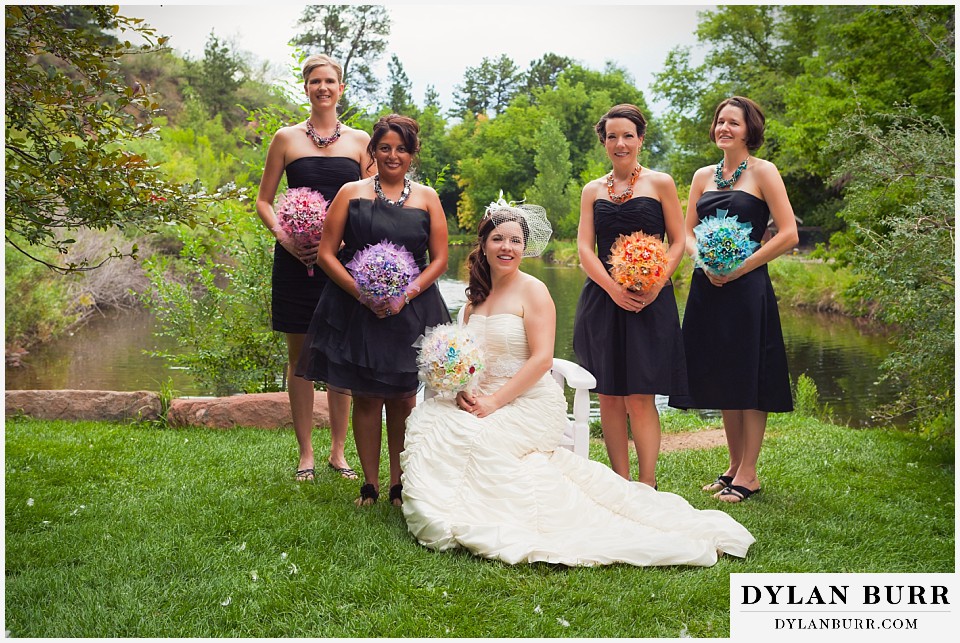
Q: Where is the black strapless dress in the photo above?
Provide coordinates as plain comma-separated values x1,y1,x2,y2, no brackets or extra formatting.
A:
295,198,451,398
573,197,688,396
669,190,793,412
271,156,360,334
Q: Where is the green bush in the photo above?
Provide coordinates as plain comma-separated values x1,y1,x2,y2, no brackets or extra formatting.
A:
793,373,832,421
828,109,954,436
141,202,286,395
4,241,80,349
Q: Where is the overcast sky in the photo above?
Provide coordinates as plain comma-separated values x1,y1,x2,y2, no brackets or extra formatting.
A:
118,1,715,117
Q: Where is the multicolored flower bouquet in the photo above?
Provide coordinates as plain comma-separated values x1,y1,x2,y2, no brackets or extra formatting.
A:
345,240,420,303
693,208,760,276
274,187,328,276
415,323,485,394
607,231,668,292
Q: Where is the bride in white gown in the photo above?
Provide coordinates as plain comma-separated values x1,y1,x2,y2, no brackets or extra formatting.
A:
401,197,754,566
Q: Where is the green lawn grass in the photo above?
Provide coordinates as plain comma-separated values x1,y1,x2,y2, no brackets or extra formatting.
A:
4,414,953,637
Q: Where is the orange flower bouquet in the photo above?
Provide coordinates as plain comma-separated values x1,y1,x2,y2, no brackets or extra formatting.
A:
607,231,668,292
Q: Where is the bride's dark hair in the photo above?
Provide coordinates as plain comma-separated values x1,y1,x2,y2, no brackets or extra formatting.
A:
465,209,530,306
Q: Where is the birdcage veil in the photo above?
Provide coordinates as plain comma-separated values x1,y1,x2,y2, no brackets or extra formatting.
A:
482,191,553,258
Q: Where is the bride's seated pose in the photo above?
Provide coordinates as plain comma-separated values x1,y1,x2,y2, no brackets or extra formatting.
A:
400,196,754,566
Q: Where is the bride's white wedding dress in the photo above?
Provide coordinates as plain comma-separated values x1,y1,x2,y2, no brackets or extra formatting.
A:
401,313,754,566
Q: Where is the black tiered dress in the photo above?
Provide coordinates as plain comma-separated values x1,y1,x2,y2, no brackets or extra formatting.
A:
669,190,793,412
296,198,450,398
572,197,688,397
271,156,360,333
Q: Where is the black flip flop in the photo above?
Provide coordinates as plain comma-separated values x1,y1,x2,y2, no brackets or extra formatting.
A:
703,474,733,492
295,467,315,482
328,461,359,480
717,484,760,502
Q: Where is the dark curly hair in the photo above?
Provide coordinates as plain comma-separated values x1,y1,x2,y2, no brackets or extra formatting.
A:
465,209,530,307
366,113,420,172
709,96,766,152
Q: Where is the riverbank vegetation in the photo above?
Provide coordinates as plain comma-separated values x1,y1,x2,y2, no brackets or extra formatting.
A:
5,5,952,434
4,410,953,637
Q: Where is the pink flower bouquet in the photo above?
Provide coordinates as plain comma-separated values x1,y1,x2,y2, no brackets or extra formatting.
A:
275,187,328,276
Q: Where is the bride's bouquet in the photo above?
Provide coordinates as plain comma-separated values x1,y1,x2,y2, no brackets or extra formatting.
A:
415,323,485,394
274,187,329,276
693,208,760,276
346,239,420,303
607,231,668,292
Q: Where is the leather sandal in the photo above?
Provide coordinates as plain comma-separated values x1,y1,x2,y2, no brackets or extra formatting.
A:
389,483,403,507
716,484,761,503
355,483,379,507
702,474,733,492
294,468,315,482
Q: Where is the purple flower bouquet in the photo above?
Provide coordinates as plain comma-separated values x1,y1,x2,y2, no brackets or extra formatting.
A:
345,240,420,303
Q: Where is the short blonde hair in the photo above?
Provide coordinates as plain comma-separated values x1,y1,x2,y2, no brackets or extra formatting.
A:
301,54,343,83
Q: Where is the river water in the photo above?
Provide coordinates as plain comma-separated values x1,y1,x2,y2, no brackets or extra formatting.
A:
5,247,896,427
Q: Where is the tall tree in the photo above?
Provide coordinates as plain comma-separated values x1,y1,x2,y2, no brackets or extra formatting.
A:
4,5,232,271
525,117,578,237
291,4,390,105
452,55,521,117
195,31,245,125
523,52,573,99
652,5,954,227
383,53,415,115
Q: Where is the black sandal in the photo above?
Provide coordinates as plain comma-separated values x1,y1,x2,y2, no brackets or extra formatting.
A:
716,484,761,503
295,468,315,482
702,474,733,492
355,483,379,507
389,483,403,506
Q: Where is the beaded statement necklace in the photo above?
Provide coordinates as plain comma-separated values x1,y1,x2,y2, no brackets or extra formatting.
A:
714,158,748,189
606,164,641,204
374,174,411,207
305,120,342,148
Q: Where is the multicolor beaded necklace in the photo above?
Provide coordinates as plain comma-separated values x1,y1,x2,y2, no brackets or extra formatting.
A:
606,165,641,203
305,120,342,148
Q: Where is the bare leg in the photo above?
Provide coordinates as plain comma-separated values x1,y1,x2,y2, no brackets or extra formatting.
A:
351,396,385,504
286,333,315,480
625,394,661,487
384,395,416,505
598,394,631,479
716,409,765,502
326,389,354,476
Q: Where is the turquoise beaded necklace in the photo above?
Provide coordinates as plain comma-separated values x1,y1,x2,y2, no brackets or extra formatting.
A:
714,158,748,189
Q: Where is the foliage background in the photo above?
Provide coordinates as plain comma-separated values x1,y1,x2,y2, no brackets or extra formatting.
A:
4,4,953,434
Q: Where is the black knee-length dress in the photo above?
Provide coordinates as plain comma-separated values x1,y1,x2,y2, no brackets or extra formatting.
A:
295,198,451,398
271,156,360,333
573,197,688,397
669,190,793,412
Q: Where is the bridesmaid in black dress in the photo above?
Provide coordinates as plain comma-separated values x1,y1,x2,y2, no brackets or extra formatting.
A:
255,54,372,483
572,104,687,488
669,96,798,503
297,115,450,507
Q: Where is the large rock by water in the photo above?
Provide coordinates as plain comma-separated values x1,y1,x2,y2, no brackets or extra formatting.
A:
167,392,330,429
5,389,161,421
5,390,331,429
